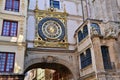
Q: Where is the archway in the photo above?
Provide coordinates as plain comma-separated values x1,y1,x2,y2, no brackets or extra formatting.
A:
24,63,73,80
24,56,75,80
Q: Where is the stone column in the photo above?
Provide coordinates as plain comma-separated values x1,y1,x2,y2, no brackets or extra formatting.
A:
91,36,105,79
92,36,104,71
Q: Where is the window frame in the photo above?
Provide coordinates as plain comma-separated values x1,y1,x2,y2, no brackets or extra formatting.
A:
101,46,112,70
0,52,15,73
1,20,18,37
78,25,88,43
78,30,83,42
50,0,60,9
5,0,20,12
80,48,92,69
83,25,88,38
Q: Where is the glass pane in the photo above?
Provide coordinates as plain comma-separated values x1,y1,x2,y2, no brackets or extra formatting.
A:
5,0,13,10
13,0,19,11
83,25,88,38
50,0,60,9
78,30,83,42
10,22,17,36
101,46,112,69
2,21,10,36
0,53,6,72
53,1,60,9
0,52,15,72
80,48,92,69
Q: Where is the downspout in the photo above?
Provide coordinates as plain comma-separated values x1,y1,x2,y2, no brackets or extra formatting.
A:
81,0,85,22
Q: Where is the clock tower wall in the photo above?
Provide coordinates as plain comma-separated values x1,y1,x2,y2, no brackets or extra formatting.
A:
28,0,82,16
27,0,83,49
67,19,82,50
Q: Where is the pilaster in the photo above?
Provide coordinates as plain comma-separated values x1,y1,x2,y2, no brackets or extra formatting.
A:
91,36,104,76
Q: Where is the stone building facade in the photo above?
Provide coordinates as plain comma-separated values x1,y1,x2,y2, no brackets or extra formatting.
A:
0,0,27,79
0,0,120,80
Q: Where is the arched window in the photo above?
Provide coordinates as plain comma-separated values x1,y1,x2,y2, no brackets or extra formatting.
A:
78,30,83,42
83,25,88,38
101,46,112,70
91,23,101,34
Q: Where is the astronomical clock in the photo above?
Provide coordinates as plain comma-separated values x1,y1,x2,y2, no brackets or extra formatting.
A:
34,7,68,48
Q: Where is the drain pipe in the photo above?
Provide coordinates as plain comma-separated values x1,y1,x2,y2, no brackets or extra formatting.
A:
81,0,85,22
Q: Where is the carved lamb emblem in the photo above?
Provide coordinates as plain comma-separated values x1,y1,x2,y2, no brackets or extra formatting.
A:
42,56,58,63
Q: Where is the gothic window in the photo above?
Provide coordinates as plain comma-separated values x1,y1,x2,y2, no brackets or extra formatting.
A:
78,30,83,42
0,52,15,73
50,0,60,9
101,46,112,70
2,20,18,37
78,25,88,43
5,0,20,12
80,48,92,69
83,25,88,38
91,23,101,34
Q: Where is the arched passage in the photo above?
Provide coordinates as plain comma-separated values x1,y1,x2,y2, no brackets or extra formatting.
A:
24,56,76,80
24,63,71,74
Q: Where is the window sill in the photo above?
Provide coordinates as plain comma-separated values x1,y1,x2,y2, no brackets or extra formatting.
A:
78,35,89,45
80,64,95,77
80,64,92,71
0,10,25,17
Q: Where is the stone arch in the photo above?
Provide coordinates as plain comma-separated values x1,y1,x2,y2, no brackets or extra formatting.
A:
24,56,77,80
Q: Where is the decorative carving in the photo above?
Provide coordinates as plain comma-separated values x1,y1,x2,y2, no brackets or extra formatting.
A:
104,22,119,38
48,7,56,12
19,27,23,35
90,27,99,36
21,2,25,11
105,26,116,37
41,56,58,63
34,40,68,48
17,27,24,47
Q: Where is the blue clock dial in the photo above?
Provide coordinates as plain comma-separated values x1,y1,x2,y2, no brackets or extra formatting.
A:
38,18,65,41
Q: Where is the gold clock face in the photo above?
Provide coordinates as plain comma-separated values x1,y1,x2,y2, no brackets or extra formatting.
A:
42,20,62,39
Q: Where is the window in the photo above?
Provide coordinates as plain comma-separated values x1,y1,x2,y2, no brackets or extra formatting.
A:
78,25,88,43
80,48,92,69
50,0,60,9
5,0,20,12
101,46,112,70
91,23,101,34
2,20,18,37
0,52,15,73
78,30,83,42
83,25,88,38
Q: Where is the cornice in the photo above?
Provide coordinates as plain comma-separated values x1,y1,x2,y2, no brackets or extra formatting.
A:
97,71,120,75
67,14,82,20
0,12,26,18
64,0,81,3
0,40,26,46
27,48,76,53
